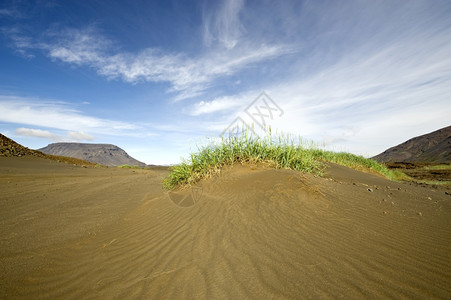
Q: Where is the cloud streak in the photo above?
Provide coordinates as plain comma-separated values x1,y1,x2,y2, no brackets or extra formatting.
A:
5,23,291,100
190,6,451,156
15,128,94,142
203,0,244,49
0,95,139,137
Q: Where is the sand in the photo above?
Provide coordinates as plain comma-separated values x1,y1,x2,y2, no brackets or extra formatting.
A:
1,156,450,299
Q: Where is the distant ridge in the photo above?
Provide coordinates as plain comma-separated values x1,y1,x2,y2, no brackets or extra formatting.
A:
39,143,147,167
372,125,451,163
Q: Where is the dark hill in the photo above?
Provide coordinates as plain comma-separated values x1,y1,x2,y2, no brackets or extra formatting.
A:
39,143,146,167
0,133,95,166
372,125,451,163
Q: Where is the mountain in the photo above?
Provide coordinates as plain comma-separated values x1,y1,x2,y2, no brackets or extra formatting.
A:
372,125,451,163
39,143,147,167
1,133,45,158
0,133,95,165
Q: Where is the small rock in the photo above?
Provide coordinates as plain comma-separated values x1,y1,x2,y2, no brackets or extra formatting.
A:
445,191,450,195
383,211,388,215
367,188,373,192
427,197,432,200
417,212,422,217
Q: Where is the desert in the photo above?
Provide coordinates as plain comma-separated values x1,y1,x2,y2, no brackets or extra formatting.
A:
1,1,451,299
1,147,450,299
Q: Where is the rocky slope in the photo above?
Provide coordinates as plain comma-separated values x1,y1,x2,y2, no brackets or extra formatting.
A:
0,133,44,158
0,133,95,166
39,143,146,167
373,125,451,163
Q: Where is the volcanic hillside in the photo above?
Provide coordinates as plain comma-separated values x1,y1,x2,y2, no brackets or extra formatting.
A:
373,125,451,163
0,133,95,166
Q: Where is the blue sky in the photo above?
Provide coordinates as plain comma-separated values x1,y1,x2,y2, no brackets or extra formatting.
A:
1,0,450,165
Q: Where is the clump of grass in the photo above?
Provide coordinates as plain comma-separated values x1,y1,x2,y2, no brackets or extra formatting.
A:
309,150,409,181
417,180,451,186
163,128,403,189
118,164,141,169
421,164,451,171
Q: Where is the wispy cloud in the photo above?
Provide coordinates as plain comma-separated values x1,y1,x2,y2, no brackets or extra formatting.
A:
0,8,14,16
15,128,62,141
1,27,35,58
67,131,95,141
45,28,108,65
0,8,22,18
15,127,94,142
0,95,139,137
190,14,451,155
4,23,291,100
203,0,244,49
189,95,243,116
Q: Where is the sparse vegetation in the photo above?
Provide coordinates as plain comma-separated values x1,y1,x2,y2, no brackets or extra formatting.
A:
118,164,142,169
421,164,451,171
163,128,406,189
417,180,451,186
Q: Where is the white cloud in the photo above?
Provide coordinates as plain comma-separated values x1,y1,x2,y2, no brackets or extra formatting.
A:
190,24,451,157
1,27,35,58
190,96,242,116
14,128,94,142
0,95,139,136
0,8,21,18
41,30,290,100
4,19,291,100
203,0,244,49
67,131,94,141
0,8,13,16
15,128,61,141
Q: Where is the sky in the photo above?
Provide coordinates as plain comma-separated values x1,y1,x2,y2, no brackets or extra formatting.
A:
0,0,450,165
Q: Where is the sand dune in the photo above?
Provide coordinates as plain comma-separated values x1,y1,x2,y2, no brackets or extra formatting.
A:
1,157,450,299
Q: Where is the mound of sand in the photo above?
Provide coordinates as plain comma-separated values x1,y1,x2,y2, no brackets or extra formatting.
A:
0,157,450,299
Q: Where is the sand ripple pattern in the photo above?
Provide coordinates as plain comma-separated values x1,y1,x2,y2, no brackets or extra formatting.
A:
1,162,450,299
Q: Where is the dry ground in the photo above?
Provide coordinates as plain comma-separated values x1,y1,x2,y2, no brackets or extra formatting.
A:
1,156,450,299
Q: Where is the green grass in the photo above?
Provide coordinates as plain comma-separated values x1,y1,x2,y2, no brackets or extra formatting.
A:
118,164,142,169
416,180,451,186
163,128,406,189
421,164,451,171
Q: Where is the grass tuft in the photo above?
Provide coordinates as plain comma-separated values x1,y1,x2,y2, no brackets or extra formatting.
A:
118,164,142,169
163,128,405,189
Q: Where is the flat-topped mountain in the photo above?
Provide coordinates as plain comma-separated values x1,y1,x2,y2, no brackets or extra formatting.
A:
372,125,451,163
39,143,146,167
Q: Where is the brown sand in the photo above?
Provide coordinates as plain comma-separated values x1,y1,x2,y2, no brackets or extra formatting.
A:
1,157,450,299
